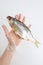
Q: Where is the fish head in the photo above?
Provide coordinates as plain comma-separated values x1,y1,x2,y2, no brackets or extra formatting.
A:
7,16,12,20
6,16,14,26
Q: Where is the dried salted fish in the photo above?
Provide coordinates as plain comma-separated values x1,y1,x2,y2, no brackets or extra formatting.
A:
6,16,40,48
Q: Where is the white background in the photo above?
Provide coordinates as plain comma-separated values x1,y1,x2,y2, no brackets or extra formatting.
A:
0,0,43,65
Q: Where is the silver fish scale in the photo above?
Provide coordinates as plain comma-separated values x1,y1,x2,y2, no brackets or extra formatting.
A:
13,18,31,32
11,18,29,39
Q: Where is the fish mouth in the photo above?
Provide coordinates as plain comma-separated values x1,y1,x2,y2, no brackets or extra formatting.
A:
6,16,11,20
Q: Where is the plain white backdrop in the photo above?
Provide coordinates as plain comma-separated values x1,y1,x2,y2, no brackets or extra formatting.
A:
0,0,43,65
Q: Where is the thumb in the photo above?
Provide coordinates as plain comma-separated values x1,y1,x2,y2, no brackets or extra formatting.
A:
2,25,9,36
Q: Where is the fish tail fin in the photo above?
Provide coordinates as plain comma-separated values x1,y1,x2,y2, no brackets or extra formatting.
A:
27,38,40,48
34,39,40,48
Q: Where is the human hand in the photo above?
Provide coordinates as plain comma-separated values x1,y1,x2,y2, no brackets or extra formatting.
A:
2,14,31,46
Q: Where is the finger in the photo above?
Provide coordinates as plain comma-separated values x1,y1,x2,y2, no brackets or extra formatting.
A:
15,14,21,21
28,24,31,28
2,25,9,35
18,14,21,20
22,16,25,23
15,15,19,20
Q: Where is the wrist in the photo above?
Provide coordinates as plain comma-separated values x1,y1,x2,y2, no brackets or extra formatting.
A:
7,42,16,51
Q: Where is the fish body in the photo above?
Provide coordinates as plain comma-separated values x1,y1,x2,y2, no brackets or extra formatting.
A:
6,16,40,47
